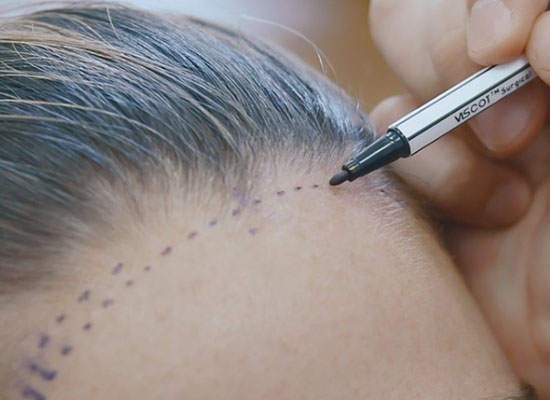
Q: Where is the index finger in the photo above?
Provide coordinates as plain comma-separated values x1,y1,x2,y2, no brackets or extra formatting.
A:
467,0,550,66
370,0,475,99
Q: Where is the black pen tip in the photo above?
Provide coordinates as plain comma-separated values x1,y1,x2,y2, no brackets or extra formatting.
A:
329,170,350,186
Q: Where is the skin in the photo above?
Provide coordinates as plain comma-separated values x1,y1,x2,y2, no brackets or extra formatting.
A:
369,0,550,396
0,169,525,399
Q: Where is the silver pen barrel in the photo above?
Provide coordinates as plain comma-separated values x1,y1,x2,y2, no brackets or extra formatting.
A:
331,56,537,186
390,56,535,155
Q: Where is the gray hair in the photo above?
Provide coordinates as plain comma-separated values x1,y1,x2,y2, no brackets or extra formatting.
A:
0,2,373,293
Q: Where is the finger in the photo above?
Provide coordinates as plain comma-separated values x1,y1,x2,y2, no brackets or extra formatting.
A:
369,0,440,99
467,0,550,65
370,0,478,100
427,0,548,158
468,80,548,157
371,95,532,227
511,115,550,186
528,11,550,86
426,0,479,86
369,95,417,139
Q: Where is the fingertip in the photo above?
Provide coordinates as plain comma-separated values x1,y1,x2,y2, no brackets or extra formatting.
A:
468,0,549,65
527,11,550,87
467,0,515,65
369,94,417,137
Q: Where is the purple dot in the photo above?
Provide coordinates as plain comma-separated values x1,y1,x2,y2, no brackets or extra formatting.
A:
126,280,134,287
42,370,56,381
40,371,57,381
78,289,91,303
249,228,260,236
22,385,46,400
83,322,92,331
253,199,262,205
312,184,320,189
61,346,73,356
55,314,66,324
294,186,303,191
187,231,198,240
232,209,241,217
208,219,218,227
277,190,286,196
144,265,151,272
112,262,124,275
28,363,57,381
161,246,172,256
102,299,115,308
38,335,49,349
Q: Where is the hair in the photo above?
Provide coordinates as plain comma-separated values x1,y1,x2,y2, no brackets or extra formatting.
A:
0,2,374,293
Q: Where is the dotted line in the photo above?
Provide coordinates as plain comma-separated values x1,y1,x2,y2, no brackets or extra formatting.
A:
20,183,323,400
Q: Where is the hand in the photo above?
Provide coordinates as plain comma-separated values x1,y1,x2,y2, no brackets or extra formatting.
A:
369,0,550,397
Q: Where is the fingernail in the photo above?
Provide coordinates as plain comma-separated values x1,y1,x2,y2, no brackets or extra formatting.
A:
470,96,532,152
485,180,530,223
468,0,512,55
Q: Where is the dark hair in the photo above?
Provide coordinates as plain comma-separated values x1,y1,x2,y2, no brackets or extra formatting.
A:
0,2,372,293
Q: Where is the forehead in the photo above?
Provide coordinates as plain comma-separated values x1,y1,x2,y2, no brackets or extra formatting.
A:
4,173,519,399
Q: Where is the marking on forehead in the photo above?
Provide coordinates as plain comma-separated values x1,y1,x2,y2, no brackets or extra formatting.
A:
28,363,57,381
379,188,407,208
21,385,46,400
77,289,91,303
61,346,73,356
38,334,49,349
23,181,323,388
102,298,115,308
112,263,124,275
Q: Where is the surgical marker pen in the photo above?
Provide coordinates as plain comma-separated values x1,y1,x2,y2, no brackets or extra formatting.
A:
330,56,536,186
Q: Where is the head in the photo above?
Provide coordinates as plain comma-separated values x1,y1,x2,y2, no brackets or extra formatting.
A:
0,3,537,399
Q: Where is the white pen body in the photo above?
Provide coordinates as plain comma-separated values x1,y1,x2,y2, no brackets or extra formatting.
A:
389,56,536,155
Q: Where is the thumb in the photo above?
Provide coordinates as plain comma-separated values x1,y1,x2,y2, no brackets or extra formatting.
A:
467,0,549,65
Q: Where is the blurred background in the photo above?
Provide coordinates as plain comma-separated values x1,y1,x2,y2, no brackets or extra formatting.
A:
0,0,404,111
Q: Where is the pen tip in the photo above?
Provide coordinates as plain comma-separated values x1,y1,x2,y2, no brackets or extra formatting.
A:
329,170,350,186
